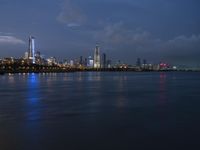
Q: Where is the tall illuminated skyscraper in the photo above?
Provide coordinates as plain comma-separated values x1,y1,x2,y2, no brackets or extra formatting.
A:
28,36,36,64
94,45,101,69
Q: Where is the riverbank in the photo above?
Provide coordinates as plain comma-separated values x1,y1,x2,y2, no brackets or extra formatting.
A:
0,68,200,75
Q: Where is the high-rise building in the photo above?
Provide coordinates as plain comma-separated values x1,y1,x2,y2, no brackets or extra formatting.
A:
35,51,41,58
102,53,107,69
143,59,147,65
28,36,36,64
79,56,83,65
142,59,147,69
87,56,94,68
107,59,112,68
84,58,88,67
35,51,41,64
136,58,141,67
24,52,29,59
70,60,74,67
94,45,101,69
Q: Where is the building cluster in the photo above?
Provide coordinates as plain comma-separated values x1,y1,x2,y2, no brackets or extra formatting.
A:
0,36,178,72
24,37,112,69
61,45,112,69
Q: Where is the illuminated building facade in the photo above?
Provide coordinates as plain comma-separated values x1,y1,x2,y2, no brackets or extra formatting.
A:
94,45,101,69
87,56,93,68
24,52,29,59
47,57,57,66
28,36,36,64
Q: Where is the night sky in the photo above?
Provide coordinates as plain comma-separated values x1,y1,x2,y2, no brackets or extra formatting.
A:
0,0,200,65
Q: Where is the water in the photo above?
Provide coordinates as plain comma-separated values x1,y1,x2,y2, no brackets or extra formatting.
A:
0,72,200,150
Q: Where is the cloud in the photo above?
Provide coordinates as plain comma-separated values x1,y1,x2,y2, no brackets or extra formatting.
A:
0,36,25,45
0,32,14,35
94,22,200,64
57,0,86,27
55,0,200,65
161,35,200,64
95,22,158,47
67,23,81,27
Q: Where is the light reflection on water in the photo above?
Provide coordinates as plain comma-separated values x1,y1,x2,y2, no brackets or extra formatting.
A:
159,73,167,106
8,73,15,84
26,73,40,121
87,72,101,81
116,75,127,110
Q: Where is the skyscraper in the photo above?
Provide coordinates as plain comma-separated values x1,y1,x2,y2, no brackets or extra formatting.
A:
79,56,83,65
88,56,94,68
102,53,107,69
24,52,29,59
136,58,141,68
94,45,101,69
28,36,36,64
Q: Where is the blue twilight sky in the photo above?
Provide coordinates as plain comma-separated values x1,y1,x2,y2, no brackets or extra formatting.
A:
0,0,200,65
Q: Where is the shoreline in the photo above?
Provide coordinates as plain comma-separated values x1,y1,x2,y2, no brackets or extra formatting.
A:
0,69,200,75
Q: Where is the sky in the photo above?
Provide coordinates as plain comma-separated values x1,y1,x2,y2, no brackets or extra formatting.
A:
0,0,200,66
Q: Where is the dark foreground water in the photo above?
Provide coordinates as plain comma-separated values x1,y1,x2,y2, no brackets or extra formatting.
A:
0,72,200,150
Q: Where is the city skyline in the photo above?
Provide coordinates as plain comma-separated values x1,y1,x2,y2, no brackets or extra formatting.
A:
0,35,178,72
0,0,200,66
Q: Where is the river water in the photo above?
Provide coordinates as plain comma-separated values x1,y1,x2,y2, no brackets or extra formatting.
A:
0,72,200,149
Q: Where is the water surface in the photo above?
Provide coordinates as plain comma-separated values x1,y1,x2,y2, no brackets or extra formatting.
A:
0,72,200,149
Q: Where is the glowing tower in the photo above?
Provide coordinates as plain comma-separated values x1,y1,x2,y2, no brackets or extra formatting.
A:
94,45,101,69
28,36,36,64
